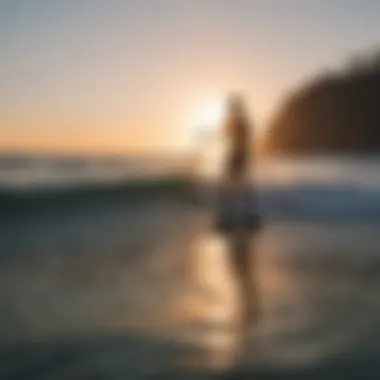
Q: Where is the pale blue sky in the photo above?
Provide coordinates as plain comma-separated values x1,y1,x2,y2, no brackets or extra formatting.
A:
1,0,380,153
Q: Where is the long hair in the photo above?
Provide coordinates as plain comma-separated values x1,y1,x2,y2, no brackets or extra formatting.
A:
222,94,253,180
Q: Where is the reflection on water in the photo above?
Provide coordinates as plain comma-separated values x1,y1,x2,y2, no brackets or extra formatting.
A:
167,231,252,371
2,194,380,378
178,234,235,321
169,220,380,373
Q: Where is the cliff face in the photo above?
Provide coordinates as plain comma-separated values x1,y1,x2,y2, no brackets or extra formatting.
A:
263,58,380,155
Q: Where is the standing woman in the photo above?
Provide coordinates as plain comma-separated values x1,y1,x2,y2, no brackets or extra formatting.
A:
216,93,259,232
223,94,253,184
216,94,261,325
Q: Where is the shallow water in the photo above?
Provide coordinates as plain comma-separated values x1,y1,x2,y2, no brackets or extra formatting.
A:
1,189,380,379
2,156,380,378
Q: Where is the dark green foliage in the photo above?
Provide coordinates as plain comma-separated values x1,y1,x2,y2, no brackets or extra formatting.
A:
264,54,380,155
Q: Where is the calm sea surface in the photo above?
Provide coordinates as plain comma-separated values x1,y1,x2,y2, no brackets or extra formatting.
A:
1,155,380,379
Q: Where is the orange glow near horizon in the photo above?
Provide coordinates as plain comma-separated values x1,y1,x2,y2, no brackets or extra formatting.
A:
0,90,266,156
0,127,173,156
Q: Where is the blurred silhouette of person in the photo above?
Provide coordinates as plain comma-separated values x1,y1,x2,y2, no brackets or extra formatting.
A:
216,94,259,229
216,94,261,326
223,94,253,183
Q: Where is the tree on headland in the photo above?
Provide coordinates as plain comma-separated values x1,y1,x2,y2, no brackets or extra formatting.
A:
263,49,380,155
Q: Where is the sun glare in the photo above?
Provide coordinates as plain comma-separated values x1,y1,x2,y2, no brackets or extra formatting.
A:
194,99,225,132
178,97,228,178
181,97,226,150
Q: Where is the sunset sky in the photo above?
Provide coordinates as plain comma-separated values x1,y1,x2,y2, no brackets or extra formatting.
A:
1,0,380,154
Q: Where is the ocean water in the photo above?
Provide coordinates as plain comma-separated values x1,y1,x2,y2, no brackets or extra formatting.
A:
0,154,191,191
1,155,380,379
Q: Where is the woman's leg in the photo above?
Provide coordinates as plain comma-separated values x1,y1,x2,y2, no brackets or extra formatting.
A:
228,233,258,325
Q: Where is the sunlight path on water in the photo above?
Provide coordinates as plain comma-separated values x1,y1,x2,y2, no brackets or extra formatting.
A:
148,219,380,372
161,228,245,371
175,234,235,323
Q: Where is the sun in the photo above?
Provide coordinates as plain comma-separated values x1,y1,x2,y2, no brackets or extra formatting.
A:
182,97,225,148
194,99,225,131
